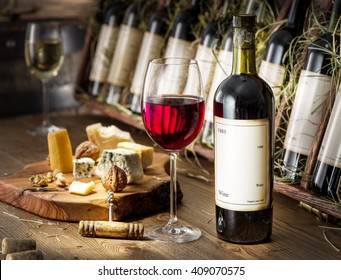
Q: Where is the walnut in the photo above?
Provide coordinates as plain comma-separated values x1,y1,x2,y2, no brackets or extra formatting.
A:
75,141,100,161
46,172,54,183
55,172,67,188
101,165,127,192
29,175,48,187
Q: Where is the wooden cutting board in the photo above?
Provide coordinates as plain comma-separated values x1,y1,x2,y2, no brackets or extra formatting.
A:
0,153,181,222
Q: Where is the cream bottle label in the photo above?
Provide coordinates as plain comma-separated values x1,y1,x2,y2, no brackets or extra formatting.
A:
89,24,119,82
214,117,270,211
164,37,196,59
258,60,286,107
130,32,164,96
195,44,217,99
107,25,143,87
318,87,341,168
284,70,332,155
204,50,233,122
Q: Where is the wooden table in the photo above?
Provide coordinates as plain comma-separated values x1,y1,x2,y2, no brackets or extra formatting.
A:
0,109,340,260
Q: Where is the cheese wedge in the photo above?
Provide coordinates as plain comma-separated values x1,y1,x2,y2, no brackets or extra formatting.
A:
117,142,154,169
47,128,73,173
85,123,102,144
86,123,134,152
69,181,95,195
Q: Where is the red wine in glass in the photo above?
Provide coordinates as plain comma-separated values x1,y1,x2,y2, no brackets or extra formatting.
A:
143,95,205,151
141,57,204,243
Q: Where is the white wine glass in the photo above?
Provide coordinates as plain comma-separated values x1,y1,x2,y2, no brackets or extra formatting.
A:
25,21,64,136
141,57,205,242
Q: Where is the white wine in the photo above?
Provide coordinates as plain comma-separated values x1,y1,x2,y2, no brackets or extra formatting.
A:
25,39,64,81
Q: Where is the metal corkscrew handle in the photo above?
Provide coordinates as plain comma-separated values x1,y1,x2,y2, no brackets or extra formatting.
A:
107,190,114,222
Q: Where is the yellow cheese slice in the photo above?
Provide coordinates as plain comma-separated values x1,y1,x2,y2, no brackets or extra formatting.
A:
117,142,154,169
47,128,73,173
69,181,95,195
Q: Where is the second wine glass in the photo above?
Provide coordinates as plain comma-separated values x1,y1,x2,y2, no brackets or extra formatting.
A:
25,21,64,136
141,58,205,243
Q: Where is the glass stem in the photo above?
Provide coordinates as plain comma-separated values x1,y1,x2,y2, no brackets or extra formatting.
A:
41,80,50,127
168,152,178,225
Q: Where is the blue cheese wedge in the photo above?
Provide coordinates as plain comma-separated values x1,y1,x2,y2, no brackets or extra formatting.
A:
96,148,144,184
117,142,154,169
73,157,95,178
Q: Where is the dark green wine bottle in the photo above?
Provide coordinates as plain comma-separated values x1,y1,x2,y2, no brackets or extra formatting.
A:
259,0,311,107
87,1,128,101
214,14,274,244
280,0,341,182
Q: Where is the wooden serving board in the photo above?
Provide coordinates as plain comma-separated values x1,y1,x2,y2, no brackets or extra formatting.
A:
0,153,181,222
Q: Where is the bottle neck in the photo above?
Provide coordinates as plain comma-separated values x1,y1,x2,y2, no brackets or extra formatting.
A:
286,0,310,29
190,0,202,9
328,0,341,31
232,26,257,75
246,0,265,23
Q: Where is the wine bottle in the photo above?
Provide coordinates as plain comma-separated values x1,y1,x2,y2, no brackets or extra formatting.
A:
280,0,341,182
87,1,128,101
193,0,231,101
258,0,311,107
201,0,267,147
105,1,146,105
214,15,274,244
311,86,341,199
126,0,177,115
163,0,205,59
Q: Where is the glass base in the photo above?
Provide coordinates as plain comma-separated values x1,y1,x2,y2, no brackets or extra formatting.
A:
146,224,201,243
27,124,60,136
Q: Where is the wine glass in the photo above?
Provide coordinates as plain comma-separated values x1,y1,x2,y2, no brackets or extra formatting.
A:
25,21,64,136
141,57,205,242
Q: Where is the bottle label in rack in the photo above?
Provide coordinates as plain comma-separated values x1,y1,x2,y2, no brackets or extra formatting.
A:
89,24,119,82
258,60,286,106
318,86,341,168
130,32,164,96
214,117,270,212
284,70,332,156
195,44,217,99
107,25,143,87
164,37,196,59
204,50,233,122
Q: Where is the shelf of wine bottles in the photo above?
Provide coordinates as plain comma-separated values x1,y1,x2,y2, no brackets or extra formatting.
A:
74,0,340,220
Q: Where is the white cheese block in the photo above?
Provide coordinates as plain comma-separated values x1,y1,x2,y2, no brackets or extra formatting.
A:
86,123,134,152
69,181,95,195
73,157,95,178
117,142,154,169
96,148,144,184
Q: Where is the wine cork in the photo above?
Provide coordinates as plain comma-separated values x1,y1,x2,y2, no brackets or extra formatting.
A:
5,249,44,260
2,238,36,255
79,220,144,239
